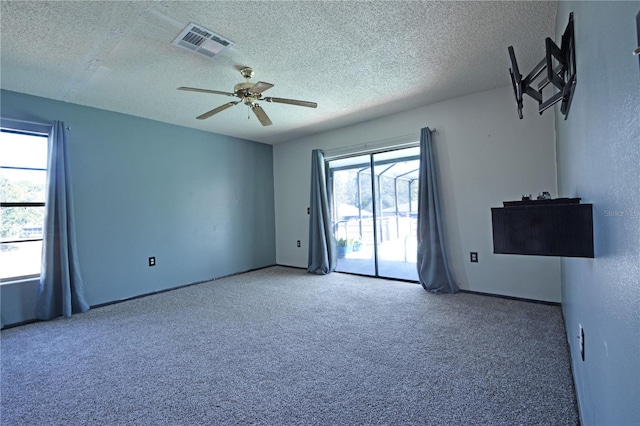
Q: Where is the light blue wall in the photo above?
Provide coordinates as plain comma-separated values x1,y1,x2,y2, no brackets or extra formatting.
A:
1,90,276,327
554,2,640,425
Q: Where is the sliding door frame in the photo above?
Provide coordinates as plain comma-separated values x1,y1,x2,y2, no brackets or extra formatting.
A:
326,144,420,280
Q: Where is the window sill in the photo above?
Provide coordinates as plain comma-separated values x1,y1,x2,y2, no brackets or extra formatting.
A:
0,275,40,286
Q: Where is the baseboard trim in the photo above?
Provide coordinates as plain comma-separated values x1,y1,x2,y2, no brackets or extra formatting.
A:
2,265,278,330
2,264,558,331
458,289,560,306
275,264,560,306
274,264,307,270
91,264,278,310
1,318,39,330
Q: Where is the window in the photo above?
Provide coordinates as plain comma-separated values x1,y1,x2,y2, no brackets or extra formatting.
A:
0,124,49,282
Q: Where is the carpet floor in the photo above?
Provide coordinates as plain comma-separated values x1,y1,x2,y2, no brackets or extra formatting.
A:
1,266,578,425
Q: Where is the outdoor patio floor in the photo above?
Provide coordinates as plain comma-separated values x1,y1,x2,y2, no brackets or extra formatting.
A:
335,240,419,282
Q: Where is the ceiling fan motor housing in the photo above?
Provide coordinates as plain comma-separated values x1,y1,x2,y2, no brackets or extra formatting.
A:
234,81,256,93
234,82,260,104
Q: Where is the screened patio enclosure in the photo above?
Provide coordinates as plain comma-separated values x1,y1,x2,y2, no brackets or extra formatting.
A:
328,147,419,281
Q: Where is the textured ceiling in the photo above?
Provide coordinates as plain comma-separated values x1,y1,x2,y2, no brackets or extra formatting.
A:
0,1,557,144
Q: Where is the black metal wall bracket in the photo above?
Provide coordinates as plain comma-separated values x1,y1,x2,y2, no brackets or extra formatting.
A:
508,13,576,120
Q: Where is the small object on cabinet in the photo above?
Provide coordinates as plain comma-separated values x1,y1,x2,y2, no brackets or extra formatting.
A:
537,191,552,200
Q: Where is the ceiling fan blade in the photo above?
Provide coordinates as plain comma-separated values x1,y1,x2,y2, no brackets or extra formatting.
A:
196,101,240,120
251,104,273,126
263,97,317,108
178,87,235,97
249,81,274,94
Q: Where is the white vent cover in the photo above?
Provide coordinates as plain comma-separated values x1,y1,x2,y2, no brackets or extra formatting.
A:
172,23,234,59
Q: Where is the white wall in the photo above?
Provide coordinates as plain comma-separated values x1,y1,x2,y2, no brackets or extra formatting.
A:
555,2,640,424
274,85,562,302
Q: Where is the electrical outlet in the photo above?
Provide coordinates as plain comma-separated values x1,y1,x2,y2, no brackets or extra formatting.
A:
579,324,585,361
307,207,310,214
297,240,301,247
149,257,156,267
470,252,478,263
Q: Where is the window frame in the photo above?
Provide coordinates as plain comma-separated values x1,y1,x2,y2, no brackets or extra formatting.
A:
0,118,51,282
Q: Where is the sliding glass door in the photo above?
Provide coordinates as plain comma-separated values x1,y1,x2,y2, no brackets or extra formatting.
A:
329,154,375,276
328,147,419,281
372,149,420,280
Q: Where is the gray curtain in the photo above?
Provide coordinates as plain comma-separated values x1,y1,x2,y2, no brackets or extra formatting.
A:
417,127,459,293
36,121,90,320
307,149,336,274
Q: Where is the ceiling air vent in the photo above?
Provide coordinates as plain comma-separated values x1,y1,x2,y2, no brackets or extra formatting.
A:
172,23,234,59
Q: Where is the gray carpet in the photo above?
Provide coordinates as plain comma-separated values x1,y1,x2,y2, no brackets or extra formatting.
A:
1,266,578,425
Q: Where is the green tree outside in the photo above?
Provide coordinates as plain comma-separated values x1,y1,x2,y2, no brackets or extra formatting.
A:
0,173,46,239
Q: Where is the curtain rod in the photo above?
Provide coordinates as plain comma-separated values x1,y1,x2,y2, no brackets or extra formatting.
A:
322,129,436,160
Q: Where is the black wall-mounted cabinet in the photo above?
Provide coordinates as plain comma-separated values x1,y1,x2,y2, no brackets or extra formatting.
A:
491,200,594,258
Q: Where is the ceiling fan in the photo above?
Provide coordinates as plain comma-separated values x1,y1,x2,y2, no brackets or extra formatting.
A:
177,67,317,126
